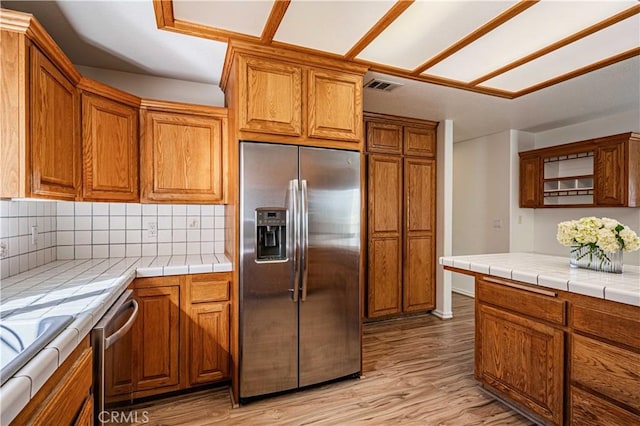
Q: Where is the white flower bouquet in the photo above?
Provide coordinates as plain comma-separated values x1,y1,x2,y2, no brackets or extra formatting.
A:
557,217,640,273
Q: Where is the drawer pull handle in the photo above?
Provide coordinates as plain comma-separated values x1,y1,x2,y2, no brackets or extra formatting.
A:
484,277,558,297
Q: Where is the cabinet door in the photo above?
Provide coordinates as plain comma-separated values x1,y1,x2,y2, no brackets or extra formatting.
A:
405,158,435,234
404,125,435,157
238,56,302,136
308,69,362,142
82,92,138,201
519,155,540,208
368,237,402,318
595,140,626,206
478,304,564,425
367,154,402,318
366,121,402,154
140,110,225,203
404,158,436,312
30,47,80,200
368,155,402,236
404,235,435,312
189,302,230,385
135,285,180,391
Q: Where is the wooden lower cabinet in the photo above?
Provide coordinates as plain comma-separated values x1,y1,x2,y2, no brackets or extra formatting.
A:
134,284,181,391
187,272,231,385
476,277,565,425
189,302,230,385
569,298,640,424
570,386,640,425
470,274,640,426
477,304,564,425
11,337,93,426
74,396,94,426
105,273,232,401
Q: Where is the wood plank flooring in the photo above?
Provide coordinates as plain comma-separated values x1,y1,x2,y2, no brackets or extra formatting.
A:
125,294,534,425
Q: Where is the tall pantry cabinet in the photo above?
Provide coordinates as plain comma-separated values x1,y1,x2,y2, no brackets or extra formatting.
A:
365,112,438,319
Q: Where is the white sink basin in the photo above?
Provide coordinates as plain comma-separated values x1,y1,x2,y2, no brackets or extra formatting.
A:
0,315,74,385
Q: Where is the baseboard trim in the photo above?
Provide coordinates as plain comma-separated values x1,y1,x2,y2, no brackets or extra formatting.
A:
432,309,453,320
452,288,475,298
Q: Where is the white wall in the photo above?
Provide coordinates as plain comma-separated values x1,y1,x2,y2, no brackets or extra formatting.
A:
509,130,535,253
451,131,512,295
529,110,640,266
76,65,225,106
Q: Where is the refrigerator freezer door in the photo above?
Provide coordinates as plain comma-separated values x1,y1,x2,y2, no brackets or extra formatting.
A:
298,147,361,387
240,142,299,398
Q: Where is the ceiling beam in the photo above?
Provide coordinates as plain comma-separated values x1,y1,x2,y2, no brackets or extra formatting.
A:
344,0,415,60
152,0,174,29
411,0,539,76
261,0,291,44
511,47,640,98
470,4,640,86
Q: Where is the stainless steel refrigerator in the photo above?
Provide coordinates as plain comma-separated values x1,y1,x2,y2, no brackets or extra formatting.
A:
239,141,361,400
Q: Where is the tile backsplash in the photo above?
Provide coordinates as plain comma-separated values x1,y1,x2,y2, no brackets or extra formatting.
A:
55,202,226,260
0,200,58,278
1,200,226,279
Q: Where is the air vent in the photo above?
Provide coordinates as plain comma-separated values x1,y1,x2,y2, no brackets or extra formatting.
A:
364,79,403,92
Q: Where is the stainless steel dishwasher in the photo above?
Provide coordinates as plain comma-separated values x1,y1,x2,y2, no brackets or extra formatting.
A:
91,289,138,425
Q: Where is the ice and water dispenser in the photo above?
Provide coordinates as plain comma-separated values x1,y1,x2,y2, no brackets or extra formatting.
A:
255,207,287,262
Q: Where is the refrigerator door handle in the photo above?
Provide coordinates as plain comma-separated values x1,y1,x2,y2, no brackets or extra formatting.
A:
301,179,309,302
290,179,300,302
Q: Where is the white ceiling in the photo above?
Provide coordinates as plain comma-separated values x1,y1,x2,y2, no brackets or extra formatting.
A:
2,0,639,142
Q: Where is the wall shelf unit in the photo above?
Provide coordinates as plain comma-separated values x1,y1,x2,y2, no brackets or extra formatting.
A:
519,132,640,208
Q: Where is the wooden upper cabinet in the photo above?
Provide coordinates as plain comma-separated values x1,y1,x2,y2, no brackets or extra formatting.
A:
238,56,302,136
30,47,81,200
140,103,227,204
81,89,139,202
308,69,362,142
519,155,540,208
223,42,367,151
366,121,402,154
404,125,436,157
519,132,639,208
364,113,437,157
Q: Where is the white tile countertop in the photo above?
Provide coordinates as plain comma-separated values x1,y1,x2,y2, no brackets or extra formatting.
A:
0,254,231,425
440,252,640,307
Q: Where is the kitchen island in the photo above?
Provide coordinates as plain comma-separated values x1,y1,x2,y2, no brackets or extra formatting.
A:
440,252,640,426
0,254,231,425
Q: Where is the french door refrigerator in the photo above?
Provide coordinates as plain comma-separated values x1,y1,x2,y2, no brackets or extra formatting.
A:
239,141,361,400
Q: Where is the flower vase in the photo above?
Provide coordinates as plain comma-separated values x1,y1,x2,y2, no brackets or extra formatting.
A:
569,245,623,273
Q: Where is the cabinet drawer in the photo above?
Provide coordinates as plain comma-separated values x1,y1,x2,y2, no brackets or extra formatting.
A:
191,279,230,303
572,334,640,411
477,277,566,325
571,303,640,350
571,386,639,425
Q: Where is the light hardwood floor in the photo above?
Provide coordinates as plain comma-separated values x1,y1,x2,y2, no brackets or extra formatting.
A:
126,293,533,425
